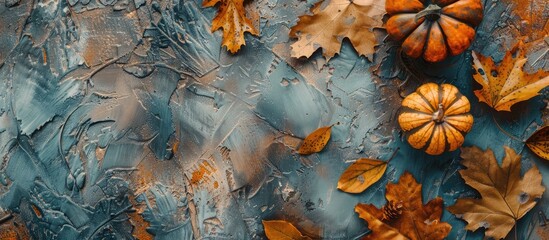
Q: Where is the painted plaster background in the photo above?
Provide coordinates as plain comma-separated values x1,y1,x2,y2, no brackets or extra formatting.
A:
0,0,547,239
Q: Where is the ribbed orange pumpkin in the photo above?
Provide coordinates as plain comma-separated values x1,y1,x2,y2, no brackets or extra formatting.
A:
398,83,473,155
386,0,483,62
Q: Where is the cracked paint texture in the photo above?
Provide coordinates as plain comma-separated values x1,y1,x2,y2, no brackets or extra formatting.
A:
0,0,548,239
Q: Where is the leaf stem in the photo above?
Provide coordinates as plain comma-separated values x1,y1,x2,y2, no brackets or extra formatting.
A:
492,115,525,143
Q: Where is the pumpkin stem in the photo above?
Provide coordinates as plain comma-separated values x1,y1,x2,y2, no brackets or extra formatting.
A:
432,103,445,123
415,4,442,22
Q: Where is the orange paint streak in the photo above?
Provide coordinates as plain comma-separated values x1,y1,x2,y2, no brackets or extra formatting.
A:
127,209,153,240
172,140,179,154
30,205,41,218
190,161,216,185
41,47,47,65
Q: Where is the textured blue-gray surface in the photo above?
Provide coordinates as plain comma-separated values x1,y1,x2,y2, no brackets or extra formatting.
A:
0,0,547,239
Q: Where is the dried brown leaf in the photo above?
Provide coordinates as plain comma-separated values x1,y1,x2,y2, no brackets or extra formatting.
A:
203,0,259,53
448,146,546,239
289,0,385,61
356,172,451,240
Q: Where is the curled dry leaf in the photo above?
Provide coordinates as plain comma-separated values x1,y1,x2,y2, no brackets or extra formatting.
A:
298,126,331,155
472,43,549,111
203,0,259,53
448,146,546,240
355,172,451,240
262,220,311,240
526,126,549,160
289,0,385,61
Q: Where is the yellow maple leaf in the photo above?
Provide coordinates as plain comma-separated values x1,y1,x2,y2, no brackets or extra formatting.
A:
289,0,385,61
448,146,546,240
472,43,549,111
355,172,451,240
203,0,259,53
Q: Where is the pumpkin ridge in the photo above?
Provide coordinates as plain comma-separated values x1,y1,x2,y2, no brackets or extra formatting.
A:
441,0,483,27
406,117,436,135
438,13,477,30
442,91,464,113
437,83,443,108
437,15,476,55
408,121,436,149
433,18,453,60
400,106,435,115
386,14,426,42
424,124,446,155
442,122,464,151
445,113,473,133
420,21,435,60
416,87,438,112
434,15,463,57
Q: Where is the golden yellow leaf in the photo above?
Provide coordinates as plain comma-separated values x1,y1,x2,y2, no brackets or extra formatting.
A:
448,146,546,240
298,126,331,155
289,0,385,61
203,0,259,53
262,220,311,240
526,126,549,160
337,158,387,193
355,172,451,240
472,43,549,111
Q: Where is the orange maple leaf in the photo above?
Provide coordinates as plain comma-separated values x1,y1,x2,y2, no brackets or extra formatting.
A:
355,172,451,240
203,0,259,53
472,43,549,111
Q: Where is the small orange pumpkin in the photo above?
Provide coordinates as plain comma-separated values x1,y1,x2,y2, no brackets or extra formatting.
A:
398,83,473,155
386,0,483,62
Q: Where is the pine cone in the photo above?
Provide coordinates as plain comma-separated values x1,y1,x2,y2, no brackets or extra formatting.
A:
381,200,403,221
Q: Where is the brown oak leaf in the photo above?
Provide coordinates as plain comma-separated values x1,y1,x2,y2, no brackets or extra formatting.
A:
472,42,549,111
355,172,451,240
289,0,385,61
448,146,546,240
203,0,259,53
